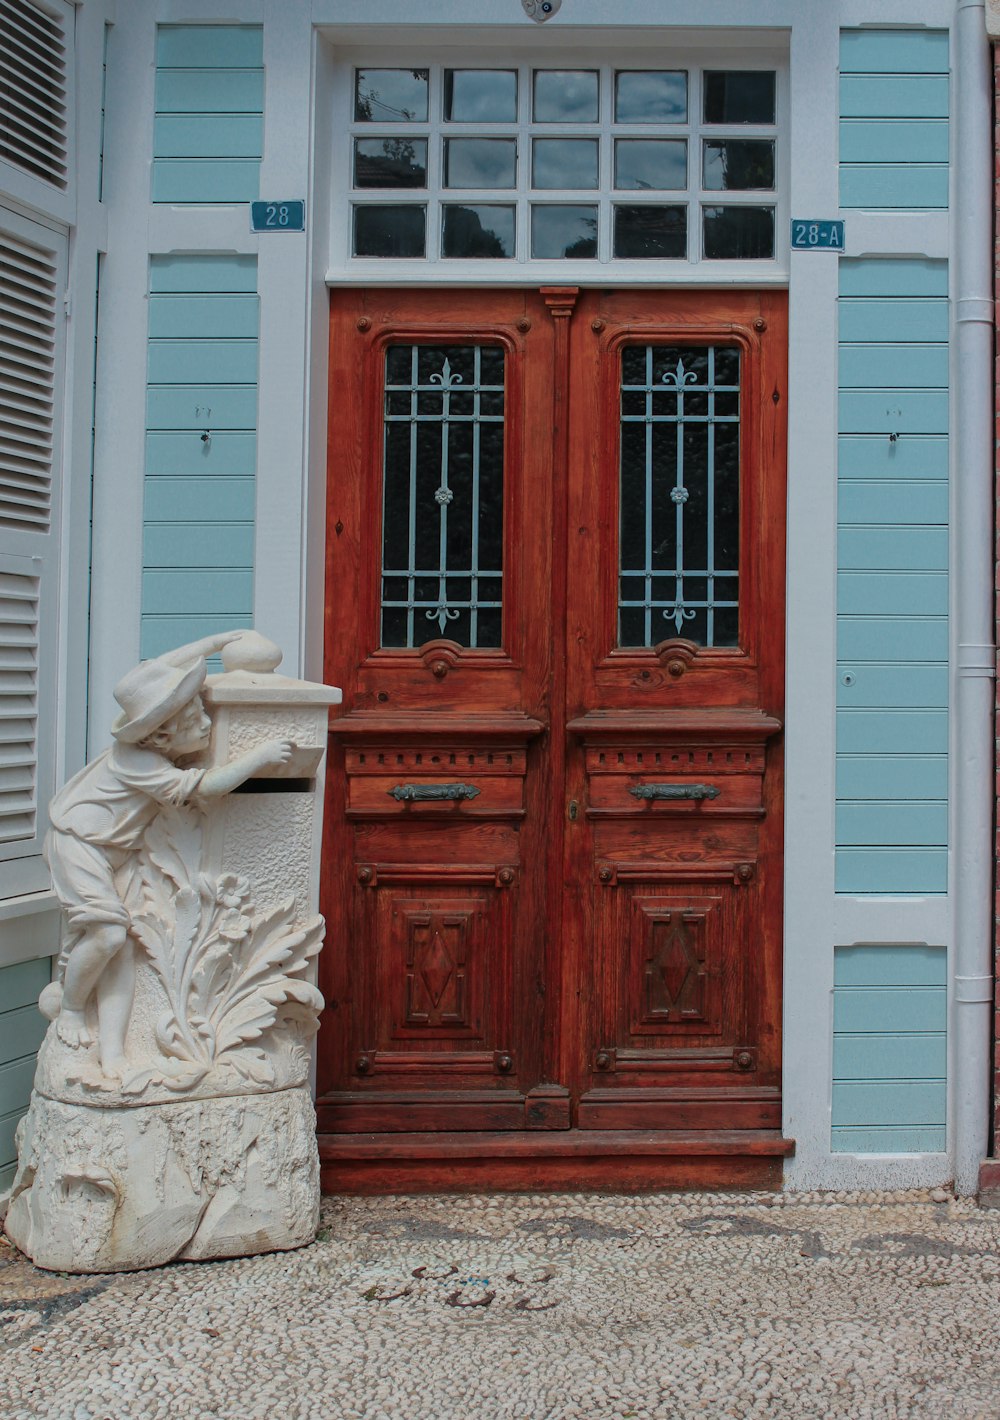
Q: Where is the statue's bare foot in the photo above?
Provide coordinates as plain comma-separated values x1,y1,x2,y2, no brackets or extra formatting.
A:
56,1009,94,1047
99,1055,128,1084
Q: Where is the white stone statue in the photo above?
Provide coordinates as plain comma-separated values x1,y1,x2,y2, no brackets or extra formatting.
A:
42,632,295,1079
4,630,341,1272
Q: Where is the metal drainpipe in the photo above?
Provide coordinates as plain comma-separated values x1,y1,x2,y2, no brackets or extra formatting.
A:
953,0,995,1195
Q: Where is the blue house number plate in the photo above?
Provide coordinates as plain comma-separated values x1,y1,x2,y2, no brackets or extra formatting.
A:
251,200,306,233
791,219,844,251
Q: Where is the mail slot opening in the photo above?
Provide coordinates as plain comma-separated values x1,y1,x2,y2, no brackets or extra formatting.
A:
233,777,315,794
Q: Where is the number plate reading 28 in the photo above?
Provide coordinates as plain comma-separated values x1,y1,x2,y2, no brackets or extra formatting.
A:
250,200,306,233
790,219,844,251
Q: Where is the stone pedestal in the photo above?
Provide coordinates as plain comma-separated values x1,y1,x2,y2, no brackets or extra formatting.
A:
4,632,341,1272
6,1088,318,1272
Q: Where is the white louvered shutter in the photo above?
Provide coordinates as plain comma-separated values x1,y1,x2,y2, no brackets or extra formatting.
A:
0,0,69,191
0,551,41,849
0,213,65,896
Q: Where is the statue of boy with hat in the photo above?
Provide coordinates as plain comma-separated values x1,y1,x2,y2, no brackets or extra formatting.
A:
39,631,293,1081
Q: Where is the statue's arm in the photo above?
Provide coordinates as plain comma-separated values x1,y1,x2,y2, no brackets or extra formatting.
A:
197,739,293,799
157,630,245,669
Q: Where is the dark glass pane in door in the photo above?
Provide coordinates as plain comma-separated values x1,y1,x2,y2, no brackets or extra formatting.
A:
381,345,505,648
618,345,741,647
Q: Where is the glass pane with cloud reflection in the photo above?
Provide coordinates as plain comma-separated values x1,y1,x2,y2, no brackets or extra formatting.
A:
533,70,599,123
442,205,516,258
531,204,598,258
444,138,517,188
444,70,518,122
615,71,687,124
532,138,599,189
355,69,429,123
615,139,686,191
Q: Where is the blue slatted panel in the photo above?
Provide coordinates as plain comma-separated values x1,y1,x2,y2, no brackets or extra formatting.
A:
0,958,49,1193
836,849,947,894
840,76,949,120
148,342,260,385
836,754,947,801
839,436,947,480
836,801,946,846
836,259,948,894
147,296,260,340
840,30,949,211
838,482,948,525
832,945,946,1153
142,257,257,660
837,572,946,618
153,26,263,205
838,618,947,662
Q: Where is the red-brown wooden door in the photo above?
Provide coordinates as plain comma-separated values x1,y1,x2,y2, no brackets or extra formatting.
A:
319,286,789,1190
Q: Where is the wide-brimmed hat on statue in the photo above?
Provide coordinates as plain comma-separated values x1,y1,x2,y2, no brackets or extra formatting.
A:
111,656,206,743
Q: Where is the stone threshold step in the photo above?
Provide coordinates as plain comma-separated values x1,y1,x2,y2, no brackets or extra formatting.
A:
318,1131,793,1193
319,1129,795,1160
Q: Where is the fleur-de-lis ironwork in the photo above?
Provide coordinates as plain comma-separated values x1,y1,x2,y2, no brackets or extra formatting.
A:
426,606,460,633
663,601,697,634
429,358,464,390
661,358,699,390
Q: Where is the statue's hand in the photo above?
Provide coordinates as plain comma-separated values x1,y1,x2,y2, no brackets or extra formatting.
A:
251,738,294,773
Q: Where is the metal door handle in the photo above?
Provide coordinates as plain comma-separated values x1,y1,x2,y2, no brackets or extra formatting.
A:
388,782,481,802
628,783,721,801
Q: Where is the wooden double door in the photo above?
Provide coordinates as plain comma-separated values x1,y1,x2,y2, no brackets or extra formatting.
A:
319,286,789,1190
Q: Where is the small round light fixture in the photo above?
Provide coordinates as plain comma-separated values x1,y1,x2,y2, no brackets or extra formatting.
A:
522,0,562,20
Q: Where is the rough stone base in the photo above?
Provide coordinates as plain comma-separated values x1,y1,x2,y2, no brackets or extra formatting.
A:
3,1086,319,1273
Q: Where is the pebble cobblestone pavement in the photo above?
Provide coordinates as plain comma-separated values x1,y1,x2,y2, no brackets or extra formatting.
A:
3,1187,1000,1419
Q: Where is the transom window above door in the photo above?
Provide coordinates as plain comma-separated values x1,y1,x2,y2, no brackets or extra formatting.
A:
336,56,784,272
